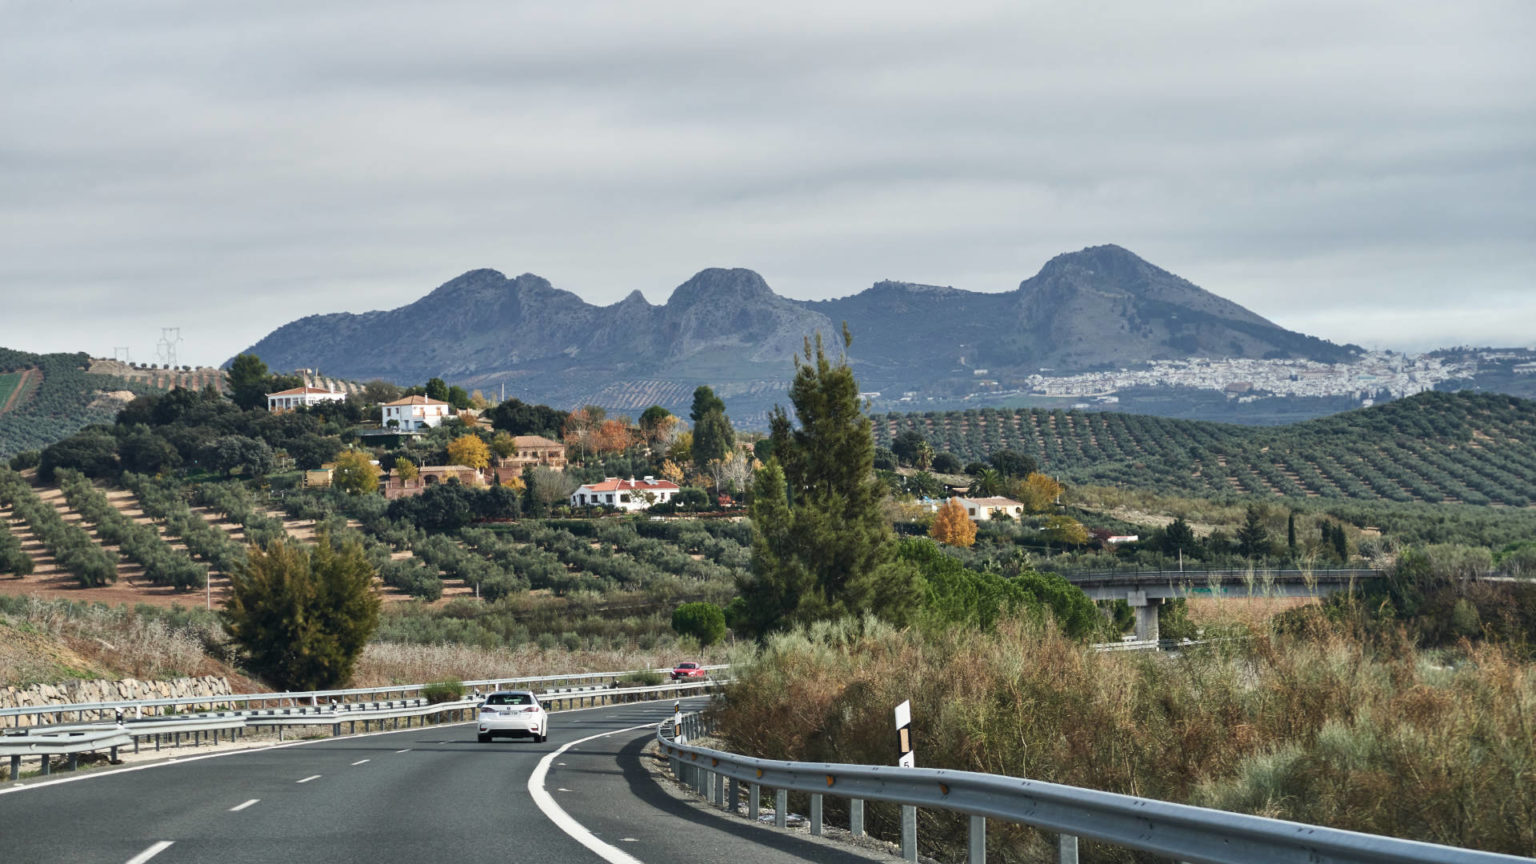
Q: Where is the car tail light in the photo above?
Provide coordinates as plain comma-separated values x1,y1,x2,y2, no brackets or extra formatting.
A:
522,706,540,713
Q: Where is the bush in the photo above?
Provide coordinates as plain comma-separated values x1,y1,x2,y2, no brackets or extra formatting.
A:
671,602,727,646
421,679,465,704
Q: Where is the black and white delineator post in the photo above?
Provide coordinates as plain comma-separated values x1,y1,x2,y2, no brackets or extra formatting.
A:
895,700,917,861
674,700,685,744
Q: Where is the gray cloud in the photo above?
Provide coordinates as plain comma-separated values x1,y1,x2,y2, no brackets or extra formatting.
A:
1,0,1532,365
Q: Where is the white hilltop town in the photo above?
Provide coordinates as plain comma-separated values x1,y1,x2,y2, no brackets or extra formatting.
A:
1020,351,1475,405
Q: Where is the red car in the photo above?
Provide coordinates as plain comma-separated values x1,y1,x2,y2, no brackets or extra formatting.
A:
670,662,708,681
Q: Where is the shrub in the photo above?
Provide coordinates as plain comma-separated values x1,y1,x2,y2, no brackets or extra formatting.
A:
421,679,465,704
671,601,727,646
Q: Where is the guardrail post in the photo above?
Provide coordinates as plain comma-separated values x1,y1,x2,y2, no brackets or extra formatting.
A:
849,798,864,836
774,789,787,828
9,754,20,780
900,805,917,862
727,777,739,812
748,783,760,820
968,815,985,864
712,771,724,807
810,793,823,836
39,756,50,776
1057,833,1078,864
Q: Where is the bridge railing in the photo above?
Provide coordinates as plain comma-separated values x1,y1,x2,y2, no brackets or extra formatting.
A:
657,710,1527,864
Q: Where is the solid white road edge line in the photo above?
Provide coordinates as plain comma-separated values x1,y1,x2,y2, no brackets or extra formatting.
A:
230,798,259,811
125,840,173,864
529,723,653,864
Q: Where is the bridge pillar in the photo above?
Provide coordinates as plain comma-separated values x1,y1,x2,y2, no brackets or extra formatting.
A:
1128,591,1162,642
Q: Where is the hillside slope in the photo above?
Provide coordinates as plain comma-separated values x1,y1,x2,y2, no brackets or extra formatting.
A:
876,391,1536,506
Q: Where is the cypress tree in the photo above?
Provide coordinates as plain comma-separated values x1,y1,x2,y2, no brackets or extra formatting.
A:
1287,510,1297,557
689,386,734,475
738,328,919,636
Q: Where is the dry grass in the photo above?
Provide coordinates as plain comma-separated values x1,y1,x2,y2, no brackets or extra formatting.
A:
714,617,1536,861
1184,596,1314,631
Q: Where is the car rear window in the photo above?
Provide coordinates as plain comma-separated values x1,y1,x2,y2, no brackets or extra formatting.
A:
487,693,532,706
678,663,696,669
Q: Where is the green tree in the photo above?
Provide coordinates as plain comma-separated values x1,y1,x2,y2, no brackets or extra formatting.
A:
1287,510,1298,557
671,601,727,646
222,531,382,691
989,449,1037,479
425,377,450,403
689,386,734,475
738,329,920,637
227,353,270,411
446,385,471,410
1236,504,1271,559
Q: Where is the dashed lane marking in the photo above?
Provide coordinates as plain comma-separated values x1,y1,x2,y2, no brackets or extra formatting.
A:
352,759,370,766
229,799,259,812
125,840,173,864
296,775,321,784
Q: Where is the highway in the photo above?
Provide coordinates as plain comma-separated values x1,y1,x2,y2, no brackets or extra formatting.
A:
0,698,898,864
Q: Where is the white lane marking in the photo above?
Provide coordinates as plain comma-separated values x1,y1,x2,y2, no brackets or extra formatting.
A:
229,799,259,812
125,840,174,864
352,759,370,766
296,774,321,784
395,748,411,753
622,838,639,842
529,723,651,864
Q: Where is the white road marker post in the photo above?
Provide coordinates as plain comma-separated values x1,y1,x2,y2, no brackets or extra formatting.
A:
895,699,917,861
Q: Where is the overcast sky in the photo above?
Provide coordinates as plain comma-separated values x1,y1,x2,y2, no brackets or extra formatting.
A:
3,1,1532,367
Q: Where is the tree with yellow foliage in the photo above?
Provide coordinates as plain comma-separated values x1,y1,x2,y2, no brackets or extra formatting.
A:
395,458,419,484
1043,514,1088,547
1014,472,1064,513
500,473,526,492
929,498,977,547
447,434,491,470
659,459,686,485
332,450,380,495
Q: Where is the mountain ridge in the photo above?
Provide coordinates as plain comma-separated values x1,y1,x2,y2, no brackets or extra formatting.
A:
235,245,1359,421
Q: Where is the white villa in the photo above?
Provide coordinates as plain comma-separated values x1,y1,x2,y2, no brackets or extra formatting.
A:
381,395,452,431
267,386,346,413
571,476,681,512
954,496,1026,521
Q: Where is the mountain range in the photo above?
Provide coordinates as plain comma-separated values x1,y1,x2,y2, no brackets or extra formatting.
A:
236,245,1359,424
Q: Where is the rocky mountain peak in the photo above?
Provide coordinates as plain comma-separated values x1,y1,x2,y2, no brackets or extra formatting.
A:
664,268,777,309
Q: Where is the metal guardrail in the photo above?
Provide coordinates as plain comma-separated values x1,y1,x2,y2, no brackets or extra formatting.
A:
0,664,730,728
1,675,724,782
657,711,1531,864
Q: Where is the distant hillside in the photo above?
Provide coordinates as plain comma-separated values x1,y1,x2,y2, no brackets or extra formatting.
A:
0,348,151,459
875,391,1536,506
237,245,1355,424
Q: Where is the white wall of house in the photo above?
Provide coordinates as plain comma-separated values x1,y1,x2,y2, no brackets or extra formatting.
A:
570,478,679,512
381,401,451,431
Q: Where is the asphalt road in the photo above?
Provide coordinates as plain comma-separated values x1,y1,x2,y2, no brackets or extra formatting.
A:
0,698,900,864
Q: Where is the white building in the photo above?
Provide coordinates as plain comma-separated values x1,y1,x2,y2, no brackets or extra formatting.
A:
267,386,346,413
954,496,1026,521
381,395,452,431
571,476,681,512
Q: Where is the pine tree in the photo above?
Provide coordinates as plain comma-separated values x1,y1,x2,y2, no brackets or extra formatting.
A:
1236,504,1271,560
739,329,919,636
689,386,734,475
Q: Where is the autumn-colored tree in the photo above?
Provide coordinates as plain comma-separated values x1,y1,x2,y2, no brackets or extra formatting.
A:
491,431,518,460
1043,514,1088,546
667,431,693,466
395,458,419,484
1014,472,1064,513
501,473,526,492
593,419,632,454
929,498,976,547
332,450,380,495
659,459,686,485
447,434,491,470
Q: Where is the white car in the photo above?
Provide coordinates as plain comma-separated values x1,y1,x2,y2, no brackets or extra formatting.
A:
477,690,548,743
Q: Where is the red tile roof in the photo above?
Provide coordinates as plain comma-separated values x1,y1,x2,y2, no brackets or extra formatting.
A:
578,477,680,493
268,387,342,397
383,395,449,407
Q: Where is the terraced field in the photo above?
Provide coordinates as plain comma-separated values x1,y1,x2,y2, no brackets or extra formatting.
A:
874,391,1536,506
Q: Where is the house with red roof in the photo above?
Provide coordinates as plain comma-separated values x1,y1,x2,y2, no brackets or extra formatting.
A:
381,395,452,431
266,386,346,413
571,476,681,512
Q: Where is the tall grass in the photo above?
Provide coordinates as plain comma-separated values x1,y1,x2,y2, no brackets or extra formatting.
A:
0,595,225,683
714,616,1535,860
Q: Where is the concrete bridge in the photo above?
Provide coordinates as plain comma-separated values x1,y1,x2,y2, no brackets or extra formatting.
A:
1055,568,1386,641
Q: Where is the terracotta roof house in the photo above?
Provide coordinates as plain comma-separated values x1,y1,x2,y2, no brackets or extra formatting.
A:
267,386,346,413
571,476,680,512
381,395,452,431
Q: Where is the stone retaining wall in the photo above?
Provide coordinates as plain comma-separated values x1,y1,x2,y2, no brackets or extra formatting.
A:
1,676,232,725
